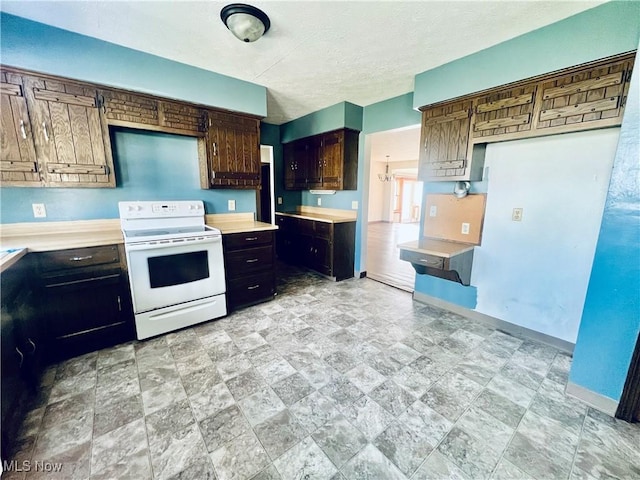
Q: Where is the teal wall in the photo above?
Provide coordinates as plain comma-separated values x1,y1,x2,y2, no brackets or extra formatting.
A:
569,46,640,402
0,13,267,223
0,129,257,222
0,13,266,116
413,1,640,109
280,102,363,143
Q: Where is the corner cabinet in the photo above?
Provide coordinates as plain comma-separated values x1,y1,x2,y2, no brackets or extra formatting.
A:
0,68,116,187
275,214,356,280
200,110,262,189
283,128,359,190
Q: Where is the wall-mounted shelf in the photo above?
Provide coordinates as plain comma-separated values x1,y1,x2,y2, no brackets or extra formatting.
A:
398,238,475,286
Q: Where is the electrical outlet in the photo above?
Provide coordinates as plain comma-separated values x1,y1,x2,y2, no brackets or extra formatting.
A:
512,207,523,222
32,203,46,218
277,197,283,205
351,200,358,210
429,206,437,217
461,222,470,235
317,198,322,206
228,199,236,211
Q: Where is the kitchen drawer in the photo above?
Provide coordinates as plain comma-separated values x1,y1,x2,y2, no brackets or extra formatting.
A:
227,271,275,309
223,231,273,250
314,221,332,239
38,245,119,272
225,245,274,277
399,249,445,269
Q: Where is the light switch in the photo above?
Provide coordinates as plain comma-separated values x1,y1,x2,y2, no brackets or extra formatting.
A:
429,206,437,217
352,201,358,210
277,197,283,205
461,222,470,235
228,199,236,211
317,198,322,206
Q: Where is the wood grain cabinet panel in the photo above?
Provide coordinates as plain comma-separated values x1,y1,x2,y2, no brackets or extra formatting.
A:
0,71,40,186
201,110,261,189
23,75,116,187
533,56,633,133
419,99,485,182
282,128,359,191
472,84,537,140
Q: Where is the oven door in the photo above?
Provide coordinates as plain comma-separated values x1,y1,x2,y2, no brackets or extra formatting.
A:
125,236,225,313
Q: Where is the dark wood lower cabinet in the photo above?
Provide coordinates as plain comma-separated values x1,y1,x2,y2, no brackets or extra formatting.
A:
35,245,135,363
223,230,277,311
1,254,42,460
275,214,356,281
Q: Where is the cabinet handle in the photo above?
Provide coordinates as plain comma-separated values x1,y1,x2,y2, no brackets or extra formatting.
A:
245,237,258,241
247,284,260,290
69,255,93,261
42,122,49,142
213,142,218,156
16,347,24,368
117,295,122,312
246,258,259,263
27,338,36,354
20,120,27,139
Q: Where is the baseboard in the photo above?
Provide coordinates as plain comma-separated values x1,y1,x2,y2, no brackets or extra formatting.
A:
412,291,575,354
566,381,619,417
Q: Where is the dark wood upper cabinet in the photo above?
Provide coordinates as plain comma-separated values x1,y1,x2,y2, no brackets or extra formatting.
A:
200,110,261,189
1,68,116,187
0,71,40,186
283,128,359,191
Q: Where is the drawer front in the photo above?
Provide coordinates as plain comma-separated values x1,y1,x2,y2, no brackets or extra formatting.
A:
399,249,445,269
225,245,273,277
314,221,332,238
38,245,120,272
227,271,275,306
224,230,273,250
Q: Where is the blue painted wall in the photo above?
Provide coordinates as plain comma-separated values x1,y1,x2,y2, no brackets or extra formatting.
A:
0,13,266,116
0,13,267,223
280,102,363,143
569,46,640,402
413,1,640,109
0,129,256,222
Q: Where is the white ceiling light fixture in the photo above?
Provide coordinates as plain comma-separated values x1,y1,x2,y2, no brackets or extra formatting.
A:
220,3,271,43
378,155,394,182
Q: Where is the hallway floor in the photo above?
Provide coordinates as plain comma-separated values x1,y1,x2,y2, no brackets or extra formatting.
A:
366,222,419,292
6,264,640,480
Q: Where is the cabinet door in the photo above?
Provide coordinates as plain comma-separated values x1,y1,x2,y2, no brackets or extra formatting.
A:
320,131,343,189
284,139,309,190
305,136,323,189
472,83,537,140
23,75,115,187
312,236,332,276
534,57,633,133
43,272,133,362
0,71,41,186
419,99,473,181
206,111,261,189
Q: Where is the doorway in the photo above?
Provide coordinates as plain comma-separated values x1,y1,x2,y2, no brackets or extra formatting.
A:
365,125,422,292
257,145,275,224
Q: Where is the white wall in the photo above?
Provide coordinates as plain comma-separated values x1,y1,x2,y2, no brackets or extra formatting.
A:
471,128,619,343
368,160,419,222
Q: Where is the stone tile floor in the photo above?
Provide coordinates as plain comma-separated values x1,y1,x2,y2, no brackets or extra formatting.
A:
5,264,640,479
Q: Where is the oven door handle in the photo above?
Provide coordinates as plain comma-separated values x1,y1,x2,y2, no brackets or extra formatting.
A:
125,236,221,251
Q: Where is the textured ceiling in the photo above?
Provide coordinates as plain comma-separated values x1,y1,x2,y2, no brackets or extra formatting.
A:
1,1,604,125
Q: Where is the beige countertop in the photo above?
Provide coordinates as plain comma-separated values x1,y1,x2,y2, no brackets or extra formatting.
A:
398,238,475,258
205,213,277,234
275,206,357,224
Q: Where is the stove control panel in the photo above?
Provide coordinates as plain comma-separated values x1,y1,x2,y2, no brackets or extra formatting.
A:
119,201,205,219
